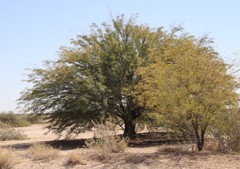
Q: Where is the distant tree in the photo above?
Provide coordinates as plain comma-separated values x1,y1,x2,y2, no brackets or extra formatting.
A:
135,34,239,150
19,15,165,138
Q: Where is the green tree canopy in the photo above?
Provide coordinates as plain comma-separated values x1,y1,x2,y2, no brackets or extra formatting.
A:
134,34,239,150
19,15,166,138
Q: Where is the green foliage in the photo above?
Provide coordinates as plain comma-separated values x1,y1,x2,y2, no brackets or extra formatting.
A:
24,114,45,124
19,14,240,148
135,34,239,151
19,15,166,138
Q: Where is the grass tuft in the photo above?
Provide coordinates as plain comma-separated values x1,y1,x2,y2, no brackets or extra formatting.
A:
66,150,87,166
0,148,16,169
27,144,59,161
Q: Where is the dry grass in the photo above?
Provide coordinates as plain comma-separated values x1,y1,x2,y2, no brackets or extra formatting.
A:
204,138,220,152
27,143,59,161
85,123,128,160
86,136,128,153
0,148,16,169
159,145,184,153
157,144,196,155
65,150,87,166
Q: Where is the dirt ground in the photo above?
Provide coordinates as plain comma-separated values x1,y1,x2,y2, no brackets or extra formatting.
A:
1,124,240,169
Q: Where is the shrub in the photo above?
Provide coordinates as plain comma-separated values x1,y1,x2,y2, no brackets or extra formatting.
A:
27,144,59,161
85,122,128,159
0,148,16,169
66,150,87,166
0,128,28,141
0,112,30,128
210,127,240,153
210,109,240,152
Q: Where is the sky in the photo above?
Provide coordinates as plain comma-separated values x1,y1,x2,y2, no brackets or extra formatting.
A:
1,0,240,112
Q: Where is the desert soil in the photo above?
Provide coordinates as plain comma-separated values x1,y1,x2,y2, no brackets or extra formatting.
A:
1,124,240,169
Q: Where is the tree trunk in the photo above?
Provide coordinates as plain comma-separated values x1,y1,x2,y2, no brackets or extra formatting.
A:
195,130,205,151
192,122,205,151
123,118,136,139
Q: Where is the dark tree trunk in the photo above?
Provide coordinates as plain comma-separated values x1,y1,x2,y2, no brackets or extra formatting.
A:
195,130,204,151
120,99,142,139
192,121,206,151
123,118,136,139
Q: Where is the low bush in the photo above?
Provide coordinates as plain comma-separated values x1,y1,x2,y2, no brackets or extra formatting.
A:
0,128,28,141
0,112,30,128
210,128,240,153
86,122,128,159
27,144,59,161
86,123,127,158
210,109,240,152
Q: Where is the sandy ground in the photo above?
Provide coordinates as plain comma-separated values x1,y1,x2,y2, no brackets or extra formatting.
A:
1,124,240,169
0,124,94,146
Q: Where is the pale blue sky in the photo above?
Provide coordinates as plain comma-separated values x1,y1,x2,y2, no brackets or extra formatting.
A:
1,0,240,112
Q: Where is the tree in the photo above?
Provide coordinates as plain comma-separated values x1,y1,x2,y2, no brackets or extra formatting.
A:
135,34,239,150
19,15,165,138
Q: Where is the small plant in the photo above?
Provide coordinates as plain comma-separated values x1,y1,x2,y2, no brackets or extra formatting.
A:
85,122,128,159
0,128,28,141
66,150,87,166
0,148,16,169
27,144,59,161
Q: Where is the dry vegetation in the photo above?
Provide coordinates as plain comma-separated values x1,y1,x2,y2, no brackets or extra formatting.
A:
0,128,28,141
0,124,240,169
0,113,44,141
0,112,44,128
0,148,16,169
65,150,87,166
27,144,60,161
85,122,128,159
0,113,30,128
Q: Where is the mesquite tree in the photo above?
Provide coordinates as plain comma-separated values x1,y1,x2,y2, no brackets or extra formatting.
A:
19,15,165,138
135,34,239,150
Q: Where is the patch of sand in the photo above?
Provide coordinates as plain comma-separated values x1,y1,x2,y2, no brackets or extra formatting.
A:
1,124,240,169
